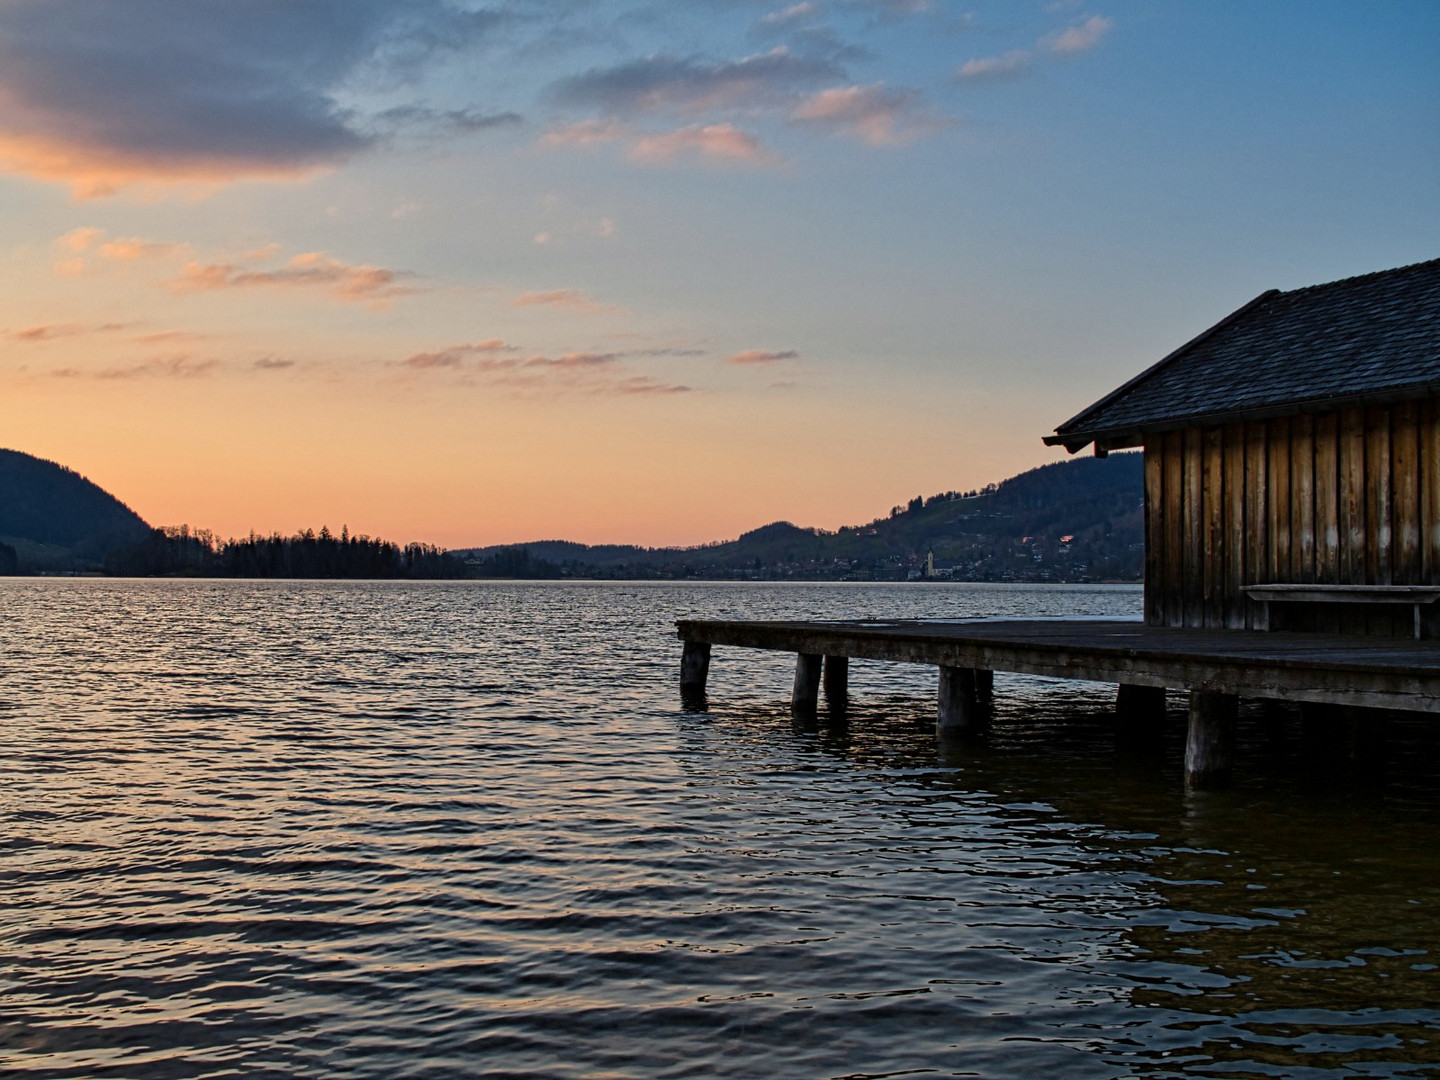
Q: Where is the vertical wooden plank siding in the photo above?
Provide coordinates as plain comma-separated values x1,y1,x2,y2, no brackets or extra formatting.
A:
1268,416,1291,584
1313,412,1340,590
1163,430,1185,626
1292,414,1316,584
1243,422,1268,627
1145,399,1439,631
1366,408,1392,585
1223,427,1247,628
1202,427,1226,627
1143,438,1164,625
1339,406,1366,585
1422,398,1440,584
1183,427,1205,626
1393,400,1421,584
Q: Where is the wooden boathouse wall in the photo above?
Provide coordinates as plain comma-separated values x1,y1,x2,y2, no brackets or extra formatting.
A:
1142,398,1440,632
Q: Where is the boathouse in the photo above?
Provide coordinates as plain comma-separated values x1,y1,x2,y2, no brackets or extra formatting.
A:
678,258,1440,787
1046,258,1440,638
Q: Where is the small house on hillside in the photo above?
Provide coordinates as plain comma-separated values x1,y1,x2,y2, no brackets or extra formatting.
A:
1046,258,1440,637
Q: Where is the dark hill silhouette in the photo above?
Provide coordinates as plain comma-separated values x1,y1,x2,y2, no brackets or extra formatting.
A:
459,452,1145,581
0,449,150,570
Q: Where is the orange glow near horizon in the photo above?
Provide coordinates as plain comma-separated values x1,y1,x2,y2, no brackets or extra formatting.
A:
2,353,1070,548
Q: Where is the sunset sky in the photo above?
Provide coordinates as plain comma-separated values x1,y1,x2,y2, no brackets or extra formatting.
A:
1,1,1436,547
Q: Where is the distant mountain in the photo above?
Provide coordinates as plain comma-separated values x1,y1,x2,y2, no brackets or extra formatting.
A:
458,452,1145,582
0,450,150,572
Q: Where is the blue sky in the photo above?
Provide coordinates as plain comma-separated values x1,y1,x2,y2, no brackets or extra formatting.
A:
1,0,1436,545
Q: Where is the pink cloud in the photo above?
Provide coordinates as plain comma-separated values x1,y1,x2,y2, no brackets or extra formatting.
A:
956,50,1033,81
404,339,518,369
172,252,416,305
93,355,219,380
726,348,799,365
55,227,104,252
8,321,127,342
400,341,689,396
512,289,614,313
790,84,949,146
543,119,776,167
630,123,774,165
541,119,632,148
98,236,189,261
1043,15,1112,56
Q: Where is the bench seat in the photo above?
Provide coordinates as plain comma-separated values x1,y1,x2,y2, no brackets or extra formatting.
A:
1244,585,1440,639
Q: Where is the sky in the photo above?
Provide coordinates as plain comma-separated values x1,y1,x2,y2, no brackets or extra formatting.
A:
0,0,1436,548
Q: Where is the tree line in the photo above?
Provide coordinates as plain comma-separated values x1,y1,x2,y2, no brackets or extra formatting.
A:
105,525,467,579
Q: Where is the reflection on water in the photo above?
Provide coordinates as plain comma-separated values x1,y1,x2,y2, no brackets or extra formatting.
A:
1,580,1437,1079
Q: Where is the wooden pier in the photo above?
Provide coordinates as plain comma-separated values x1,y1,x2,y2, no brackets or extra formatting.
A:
675,617,1440,787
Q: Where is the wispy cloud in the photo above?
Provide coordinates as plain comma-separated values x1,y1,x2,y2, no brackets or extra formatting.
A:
50,226,192,275
726,348,799,365
547,48,841,116
56,227,104,252
542,119,632,148
790,84,949,145
632,123,775,164
847,0,936,20
253,357,295,370
400,342,691,396
511,289,616,313
760,3,819,27
371,105,523,139
403,339,518,368
57,355,221,380
1043,15,1113,56
956,14,1112,83
543,119,775,167
956,50,1032,82
172,252,417,305
98,237,191,261
134,330,207,344
0,0,507,196
7,321,127,343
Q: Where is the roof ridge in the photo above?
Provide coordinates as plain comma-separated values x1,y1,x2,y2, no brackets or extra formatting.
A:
1277,256,1440,298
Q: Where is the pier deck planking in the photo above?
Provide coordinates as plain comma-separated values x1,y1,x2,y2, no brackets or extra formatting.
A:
676,617,1440,714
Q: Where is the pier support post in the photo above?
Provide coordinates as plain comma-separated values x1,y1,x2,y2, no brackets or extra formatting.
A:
823,655,849,704
1116,683,1167,726
1185,691,1238,788
937,666,983,735
680,641,711,706
792,653,823,715
975,668,994,704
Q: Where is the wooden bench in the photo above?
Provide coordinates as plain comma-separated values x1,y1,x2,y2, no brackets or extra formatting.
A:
1244,584,1440,639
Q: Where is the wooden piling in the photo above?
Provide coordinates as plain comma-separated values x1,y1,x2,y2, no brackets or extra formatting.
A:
680,641,710,703
1185,691,1238,788
823,655,849,703
938,666,982,734
1116,683,1167,725
792,653,823,714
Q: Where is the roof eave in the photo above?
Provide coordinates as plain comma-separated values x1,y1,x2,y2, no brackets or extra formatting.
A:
1043,380,1440,454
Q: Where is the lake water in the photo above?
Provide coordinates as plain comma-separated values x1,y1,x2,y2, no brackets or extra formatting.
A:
3,579,1438,1079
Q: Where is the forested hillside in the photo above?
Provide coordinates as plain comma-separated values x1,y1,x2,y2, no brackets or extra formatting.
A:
461,452,1144,582
0,449,150,571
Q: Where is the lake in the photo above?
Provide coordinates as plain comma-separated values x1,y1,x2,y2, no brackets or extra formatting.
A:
2,579,1438,1078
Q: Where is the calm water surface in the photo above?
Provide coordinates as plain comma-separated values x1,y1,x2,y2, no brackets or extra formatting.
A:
2,580,1438,1079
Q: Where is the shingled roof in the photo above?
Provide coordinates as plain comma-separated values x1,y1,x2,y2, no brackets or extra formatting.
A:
1046,257,1440,453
